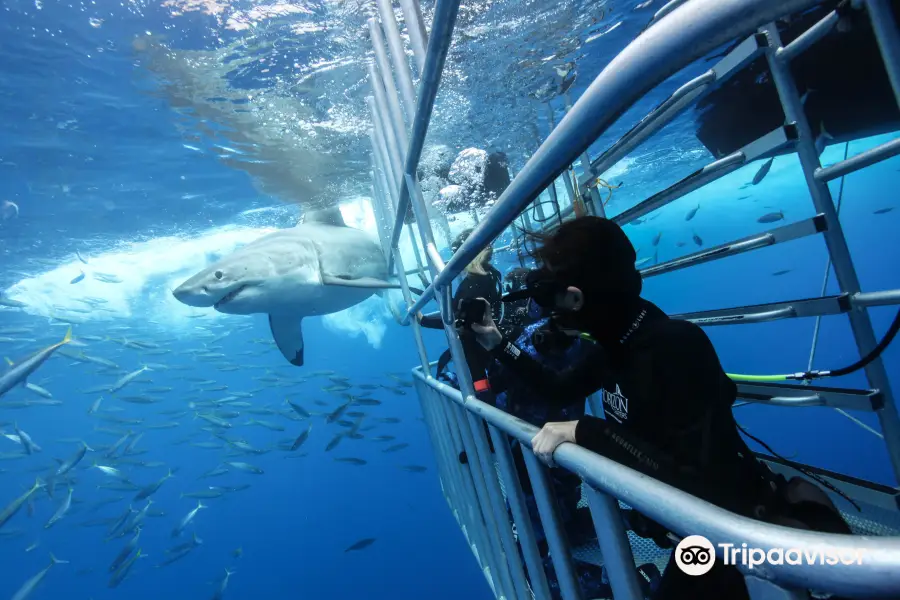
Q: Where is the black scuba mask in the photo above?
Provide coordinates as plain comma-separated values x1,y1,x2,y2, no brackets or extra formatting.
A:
501,268,568,309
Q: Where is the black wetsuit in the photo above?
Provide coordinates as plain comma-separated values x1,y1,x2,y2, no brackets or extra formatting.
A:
491,298,785,599
420,265,503,390
490,316,611,600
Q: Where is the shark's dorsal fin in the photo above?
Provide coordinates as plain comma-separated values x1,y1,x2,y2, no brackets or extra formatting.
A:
301,206,346,228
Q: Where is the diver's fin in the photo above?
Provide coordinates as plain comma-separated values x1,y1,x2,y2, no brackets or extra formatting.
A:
269,315,305,367
302,206,346,228
321,275,401,289
408,286,425,296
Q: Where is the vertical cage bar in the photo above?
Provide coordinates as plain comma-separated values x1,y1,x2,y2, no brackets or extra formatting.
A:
387,0,463,267
370,18,411,148
370,97,429,283
398,0,429,74
584,486,643,600
446,401,511,597
414,379,458,511
764,23,900,483
489,424,554,600
465,410,531,600
434,394,491,569
369,64,406,191
521,449,584,600
375,0,419,122
420,382,466,518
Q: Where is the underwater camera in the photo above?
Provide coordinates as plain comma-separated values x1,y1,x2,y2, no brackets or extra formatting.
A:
455,297,487,329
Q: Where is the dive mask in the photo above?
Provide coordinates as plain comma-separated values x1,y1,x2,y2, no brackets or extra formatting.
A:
500,268,568,308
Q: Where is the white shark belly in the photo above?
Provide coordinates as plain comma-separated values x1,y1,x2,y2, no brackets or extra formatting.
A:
289,286,376,318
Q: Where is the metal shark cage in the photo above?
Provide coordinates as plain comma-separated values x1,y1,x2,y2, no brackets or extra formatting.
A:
363,0,900,598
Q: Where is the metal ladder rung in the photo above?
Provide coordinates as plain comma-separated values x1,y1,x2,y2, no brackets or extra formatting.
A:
612,124,798,227
673,293,851,326
582,31,767,187
853,288,900,308
815,136,900,182
736,381,882,412
639,214,827,278
776,6,842,62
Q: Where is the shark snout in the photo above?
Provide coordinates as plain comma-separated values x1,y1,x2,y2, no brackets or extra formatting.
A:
172,279,216,307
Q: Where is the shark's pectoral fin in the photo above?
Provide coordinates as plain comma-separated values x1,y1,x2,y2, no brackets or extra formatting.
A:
269,315,305,367
321,275,401,290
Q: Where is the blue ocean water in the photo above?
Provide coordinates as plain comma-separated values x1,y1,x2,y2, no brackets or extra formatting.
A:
0,0,898,599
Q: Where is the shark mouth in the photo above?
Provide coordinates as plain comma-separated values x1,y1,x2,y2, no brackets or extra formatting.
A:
214,285,246,310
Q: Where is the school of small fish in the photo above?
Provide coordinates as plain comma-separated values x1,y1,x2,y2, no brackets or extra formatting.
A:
621,155,895,271
0,315,426,598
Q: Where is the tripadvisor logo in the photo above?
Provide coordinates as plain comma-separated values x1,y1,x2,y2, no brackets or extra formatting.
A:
675,535,866,576
675,535,716,576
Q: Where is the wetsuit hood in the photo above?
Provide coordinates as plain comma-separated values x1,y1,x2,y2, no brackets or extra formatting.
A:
509,217,645,346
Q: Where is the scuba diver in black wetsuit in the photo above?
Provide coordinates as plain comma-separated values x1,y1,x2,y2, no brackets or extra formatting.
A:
468,216,852,600
418,228,503,399
488,274,615,600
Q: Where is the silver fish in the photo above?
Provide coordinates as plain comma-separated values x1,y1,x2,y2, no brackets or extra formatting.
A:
757,211,785,224
212,568,236,600
11,554,67,600
108,366,150,394
751,157,774,185
0,328,72,398
0,479,44,529
171,500,206,537
109,527,141,573
54,442,92,478
24,383,52,398
225,462,263,475
45,487,73,529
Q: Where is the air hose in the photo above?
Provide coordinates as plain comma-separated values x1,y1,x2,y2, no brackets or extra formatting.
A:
727,307,900,383
726,373,790,382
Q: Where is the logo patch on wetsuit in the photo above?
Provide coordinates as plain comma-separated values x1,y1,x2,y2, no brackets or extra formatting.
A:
602,384,629,423
503,342,521,359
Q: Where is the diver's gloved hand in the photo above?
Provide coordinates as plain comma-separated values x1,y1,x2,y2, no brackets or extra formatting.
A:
470,299,503,350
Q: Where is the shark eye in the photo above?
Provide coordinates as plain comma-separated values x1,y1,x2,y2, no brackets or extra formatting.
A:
214,270,224,280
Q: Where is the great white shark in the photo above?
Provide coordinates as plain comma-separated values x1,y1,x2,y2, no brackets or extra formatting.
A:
172,208,412,367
